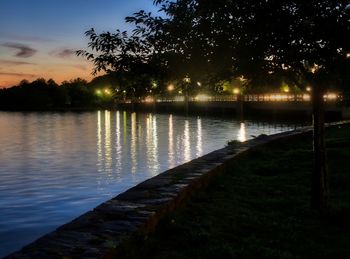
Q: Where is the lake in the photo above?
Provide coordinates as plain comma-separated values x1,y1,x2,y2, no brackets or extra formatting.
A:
0,111,304,256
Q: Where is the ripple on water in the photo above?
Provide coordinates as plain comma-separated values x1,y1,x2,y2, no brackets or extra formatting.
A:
0,111,302,257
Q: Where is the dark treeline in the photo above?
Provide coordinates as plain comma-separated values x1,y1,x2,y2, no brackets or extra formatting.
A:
0,77,117,110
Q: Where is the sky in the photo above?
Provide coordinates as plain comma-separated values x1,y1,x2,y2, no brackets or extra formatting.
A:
0,0,158,88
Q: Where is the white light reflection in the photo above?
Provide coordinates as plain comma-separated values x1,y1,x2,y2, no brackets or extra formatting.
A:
115,111,122,177
97,111,102,172
146,114,159,176
152,115,159,175
130,112,137,174
168,115,175,168
196,117,202,157
146,114,152,164
123,111,127,144
104,111,112,174
237,122,247,142
184,120,191,162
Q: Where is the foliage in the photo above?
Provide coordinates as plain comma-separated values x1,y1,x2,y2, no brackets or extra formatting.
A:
0,78,103,110
78,0,350,96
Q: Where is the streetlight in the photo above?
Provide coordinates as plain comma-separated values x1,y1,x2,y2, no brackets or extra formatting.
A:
104,88,111,95
282,85,290,93
122,90,126,101
167,84,174,92
233,88,240,95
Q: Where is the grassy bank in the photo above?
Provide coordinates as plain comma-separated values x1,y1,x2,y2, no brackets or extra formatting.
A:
115,124,350,259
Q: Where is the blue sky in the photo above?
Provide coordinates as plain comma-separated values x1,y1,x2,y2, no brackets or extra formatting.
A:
0,0,158,87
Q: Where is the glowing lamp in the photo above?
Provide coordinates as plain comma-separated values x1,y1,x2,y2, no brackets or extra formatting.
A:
167,84,174,91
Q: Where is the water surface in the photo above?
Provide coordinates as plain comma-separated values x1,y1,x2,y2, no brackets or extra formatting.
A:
0,111,302,256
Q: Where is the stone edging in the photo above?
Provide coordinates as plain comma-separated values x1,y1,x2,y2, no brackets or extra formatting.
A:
7,122,348,258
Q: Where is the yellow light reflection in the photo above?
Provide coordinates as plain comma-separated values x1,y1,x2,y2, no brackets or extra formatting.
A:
115,111,122,176
152,115,159,174
146,114,159,175
131,112,137,174
104,111,112,173
123,111,127,144
97,111,102,172
184,120,191,162
238,122,247,142
196,117,202,157
168,115,175,168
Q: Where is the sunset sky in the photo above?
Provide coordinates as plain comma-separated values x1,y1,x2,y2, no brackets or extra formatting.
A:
0,0,157,88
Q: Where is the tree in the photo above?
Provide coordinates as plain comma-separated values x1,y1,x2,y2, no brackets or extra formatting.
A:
79,0,350,211
76,27,167,100
152,0,350,211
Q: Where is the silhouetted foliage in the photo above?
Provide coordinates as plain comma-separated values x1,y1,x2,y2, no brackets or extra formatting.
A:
78,0,350,211
0,78,102,110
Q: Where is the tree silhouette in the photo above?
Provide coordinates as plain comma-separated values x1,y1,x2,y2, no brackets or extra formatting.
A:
78,0,350,210
150,0,350,211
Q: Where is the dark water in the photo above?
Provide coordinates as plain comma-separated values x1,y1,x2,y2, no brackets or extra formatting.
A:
0,111,302,256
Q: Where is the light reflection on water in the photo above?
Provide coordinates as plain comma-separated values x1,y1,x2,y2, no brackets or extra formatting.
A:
0,111,303,257
238,122,247,142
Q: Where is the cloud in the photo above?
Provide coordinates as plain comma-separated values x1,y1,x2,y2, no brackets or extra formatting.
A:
0,72,37,78
72,64,87,70
50,48,77,59
0,31,53,43
0,59,33,66
1,42,37,58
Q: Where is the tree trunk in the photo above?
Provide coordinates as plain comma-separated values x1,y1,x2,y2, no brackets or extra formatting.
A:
311,83,329,211
237,93,244,121
184,84,189,116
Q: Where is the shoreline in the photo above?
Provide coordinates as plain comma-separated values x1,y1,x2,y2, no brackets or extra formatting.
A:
6,125,317,258
0,100,344,121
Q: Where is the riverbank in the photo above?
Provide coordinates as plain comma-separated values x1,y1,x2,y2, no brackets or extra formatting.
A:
7,124,350,258
6,122,308,258
115,124,350,258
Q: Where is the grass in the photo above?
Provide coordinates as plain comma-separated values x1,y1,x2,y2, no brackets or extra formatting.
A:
115,124,350,259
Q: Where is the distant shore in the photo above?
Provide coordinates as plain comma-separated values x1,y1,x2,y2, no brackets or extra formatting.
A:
1,100,344,121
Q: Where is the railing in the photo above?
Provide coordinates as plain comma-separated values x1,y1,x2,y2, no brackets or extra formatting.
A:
120,93,342,104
